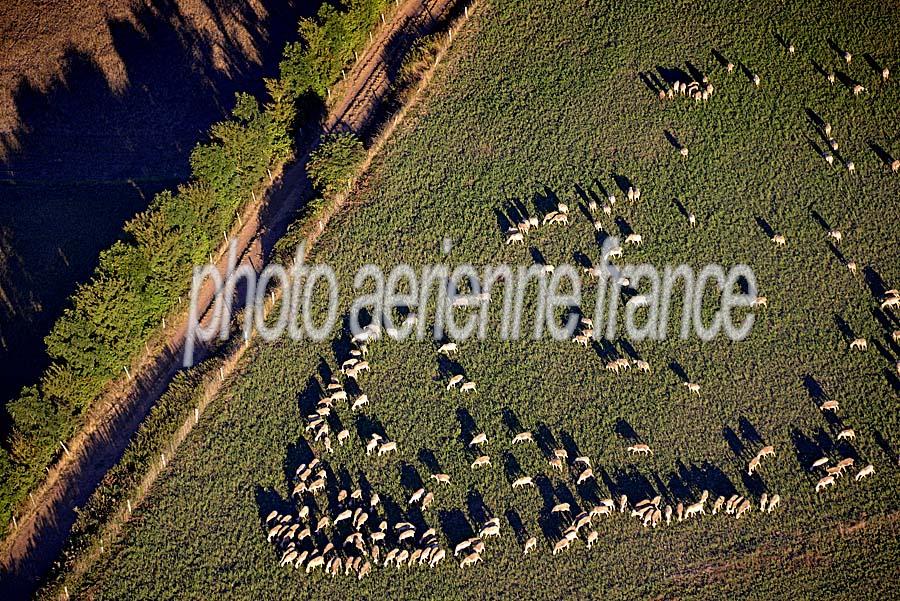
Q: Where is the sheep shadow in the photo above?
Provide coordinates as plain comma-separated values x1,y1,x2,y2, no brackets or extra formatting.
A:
504,509,528,543
711,49,731,69
418,448,441,474
669,360,689,382
455,407,478,449
755,216,775,239
664,130,684,151
867,140,896,169
614,418,640,443
438,508,474,547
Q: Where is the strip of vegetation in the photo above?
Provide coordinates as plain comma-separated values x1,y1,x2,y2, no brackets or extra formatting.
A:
39,24,450,598
1,0,391,533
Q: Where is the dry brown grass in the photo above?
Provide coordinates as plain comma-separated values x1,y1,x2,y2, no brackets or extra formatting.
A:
0,0,281,155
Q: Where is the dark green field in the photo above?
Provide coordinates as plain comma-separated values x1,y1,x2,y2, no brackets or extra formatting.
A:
79,0,899,598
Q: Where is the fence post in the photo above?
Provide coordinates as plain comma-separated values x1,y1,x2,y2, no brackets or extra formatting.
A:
127,499,132,514
60,441,71,456
195,407,199,424
219,367,225,382
124,366,131,380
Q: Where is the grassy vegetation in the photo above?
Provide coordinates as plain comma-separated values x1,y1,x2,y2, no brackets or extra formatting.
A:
0,0,391,534
75,0,900,598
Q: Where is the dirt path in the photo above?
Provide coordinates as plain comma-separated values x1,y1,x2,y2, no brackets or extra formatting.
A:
0,0,457,597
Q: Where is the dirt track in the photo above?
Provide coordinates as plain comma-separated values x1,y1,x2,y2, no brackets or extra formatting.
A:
0,0,457,597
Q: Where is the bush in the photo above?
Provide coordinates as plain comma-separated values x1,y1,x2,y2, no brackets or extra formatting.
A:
307,133,366,195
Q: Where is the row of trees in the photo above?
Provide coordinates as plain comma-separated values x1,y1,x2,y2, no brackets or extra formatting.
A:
1,0,389,530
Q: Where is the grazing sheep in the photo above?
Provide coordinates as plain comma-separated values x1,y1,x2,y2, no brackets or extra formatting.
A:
507,232,525,245
471,455,491,469
712,496,725,515
513,476,535,489
634,359,651,372
680,147,689,157
824,152,834,165
577,468,595,484
553,538,572,555
772,233,786,246
837,428,855,441
849,337,867,351
880,296,900,311
828,138,839,151
852,84,865,96
788,43,795,54
459,552,482,568
735,499,752,519
454,540,472,556
619,495,629,513
816,475,836,492
461,381,478,393
480,524,501,538
752,296,767,308
748,456,761,476
552,502,571,515
883,67,890,81
828,230,842,243
757,445,775,459
847,261,857,274
591,504,613,519
351,395,369,411
408,488,425,505
549,457,564,472
306,555,325,573
378,441,398,456
625,233,643,245
812,456,830,468
683,382,701,396
819,400,839,412
752,73,761,86
685,500,705,518
587,530,599,548
575,455,592,467
524,536,537,555
512,431,534,444
826,466,844,478
843,51,852,64
558,202,569,214
627,443,653,455
439,342,459,355
447,374,464,390
827,71,836,84
855,464,875,481
846,161,856,173
688,213,696,227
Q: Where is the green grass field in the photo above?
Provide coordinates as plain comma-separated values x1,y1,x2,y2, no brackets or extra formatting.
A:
77,0,900,598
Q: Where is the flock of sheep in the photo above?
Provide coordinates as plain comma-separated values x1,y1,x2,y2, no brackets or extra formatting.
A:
263,33,897,580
